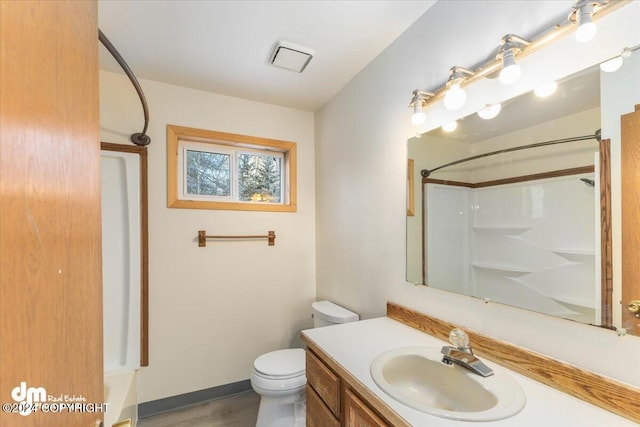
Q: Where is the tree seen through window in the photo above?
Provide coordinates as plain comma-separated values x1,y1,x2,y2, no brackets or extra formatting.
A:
185,149,282,202
238,153,282,202
186,150,231,196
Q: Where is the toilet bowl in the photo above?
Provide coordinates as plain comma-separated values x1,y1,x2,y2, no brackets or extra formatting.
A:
251,301,359,427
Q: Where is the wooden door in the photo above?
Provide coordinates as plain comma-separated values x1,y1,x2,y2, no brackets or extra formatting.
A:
0,1,103,426
622,105,640,335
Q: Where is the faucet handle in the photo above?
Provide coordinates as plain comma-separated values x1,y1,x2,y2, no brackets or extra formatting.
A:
449,328,470,350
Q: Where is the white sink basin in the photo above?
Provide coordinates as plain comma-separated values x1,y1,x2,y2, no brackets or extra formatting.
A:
370,346,526,421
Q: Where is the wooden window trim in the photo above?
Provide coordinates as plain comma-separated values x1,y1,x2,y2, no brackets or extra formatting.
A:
167,124,297,212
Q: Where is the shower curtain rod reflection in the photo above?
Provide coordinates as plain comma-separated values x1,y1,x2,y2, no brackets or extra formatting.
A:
99,29,151,146
420,129,601,178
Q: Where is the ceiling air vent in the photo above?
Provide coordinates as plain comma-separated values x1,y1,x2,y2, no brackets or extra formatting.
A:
269,41,314,73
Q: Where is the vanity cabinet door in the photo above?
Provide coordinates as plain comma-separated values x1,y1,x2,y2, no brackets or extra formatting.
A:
343,387,390,427
307,384,340,427
306,349,341,417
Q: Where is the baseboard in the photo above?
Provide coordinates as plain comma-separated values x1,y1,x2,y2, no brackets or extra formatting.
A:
138,379,252,419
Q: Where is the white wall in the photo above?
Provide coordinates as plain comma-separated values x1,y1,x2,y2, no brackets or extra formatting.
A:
468,108,600,182
316,0,640,388
100,71,316,402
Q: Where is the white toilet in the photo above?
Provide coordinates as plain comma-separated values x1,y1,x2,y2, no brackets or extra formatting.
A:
251,300,359,427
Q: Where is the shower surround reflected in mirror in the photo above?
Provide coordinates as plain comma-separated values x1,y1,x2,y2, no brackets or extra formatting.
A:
406,64,616,327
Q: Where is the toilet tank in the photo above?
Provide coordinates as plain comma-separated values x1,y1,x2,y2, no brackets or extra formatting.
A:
312,301,359,328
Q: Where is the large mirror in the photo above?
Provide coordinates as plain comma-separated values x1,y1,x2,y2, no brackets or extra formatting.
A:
407,49,640,330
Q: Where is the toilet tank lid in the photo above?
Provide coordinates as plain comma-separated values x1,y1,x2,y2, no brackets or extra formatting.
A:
312,301,359,323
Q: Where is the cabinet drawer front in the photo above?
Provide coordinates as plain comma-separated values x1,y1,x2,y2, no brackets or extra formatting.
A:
306,384,340,427
306,350,341,417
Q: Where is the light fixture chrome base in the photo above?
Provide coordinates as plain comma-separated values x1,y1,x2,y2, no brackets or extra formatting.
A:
568,0,608,24
410,89,435,107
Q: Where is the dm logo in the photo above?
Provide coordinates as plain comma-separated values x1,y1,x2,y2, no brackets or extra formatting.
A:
11,382,46,416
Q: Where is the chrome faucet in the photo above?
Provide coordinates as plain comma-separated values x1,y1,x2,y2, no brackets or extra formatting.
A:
441,328,494,377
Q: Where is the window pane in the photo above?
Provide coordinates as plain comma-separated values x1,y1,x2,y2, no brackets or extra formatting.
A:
237,153,282,203
186,149,231,196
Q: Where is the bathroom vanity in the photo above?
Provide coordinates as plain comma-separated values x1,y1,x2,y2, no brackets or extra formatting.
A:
306,348,390,427
301,304,640,426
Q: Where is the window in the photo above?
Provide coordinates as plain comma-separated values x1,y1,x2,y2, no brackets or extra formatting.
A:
180,143,284,203
168,125,297,212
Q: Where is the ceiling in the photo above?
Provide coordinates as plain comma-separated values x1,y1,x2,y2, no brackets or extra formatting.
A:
98,1,436,112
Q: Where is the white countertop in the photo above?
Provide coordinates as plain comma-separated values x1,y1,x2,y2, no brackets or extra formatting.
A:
302,317,637,426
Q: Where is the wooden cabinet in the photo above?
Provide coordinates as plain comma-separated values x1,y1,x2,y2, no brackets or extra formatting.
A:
306,349,341,425
306,349,341,418
306,349,390,427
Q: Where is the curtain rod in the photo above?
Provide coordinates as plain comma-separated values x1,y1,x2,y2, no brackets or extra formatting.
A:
421,129,601,178
99,29,151,146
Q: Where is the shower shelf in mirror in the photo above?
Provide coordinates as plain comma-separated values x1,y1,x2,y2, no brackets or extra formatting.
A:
471,263,532,276
472,226,531,235
550,250,596,262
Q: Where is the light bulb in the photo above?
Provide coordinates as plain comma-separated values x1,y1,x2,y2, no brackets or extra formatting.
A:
499,50,521,85
443,83,467,111
534,81,558,97
442,120,458,132
411,103,426,125
500,64,521,85
575,5,597,42
600,56,623,72
576,21,597,42
477,104,501,120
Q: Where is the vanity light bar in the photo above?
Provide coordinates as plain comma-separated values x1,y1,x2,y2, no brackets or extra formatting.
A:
409,0,622,118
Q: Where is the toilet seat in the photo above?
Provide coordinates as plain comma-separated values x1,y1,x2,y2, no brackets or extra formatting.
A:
251,371,306,393
253,348,305,379
251,348,306,392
